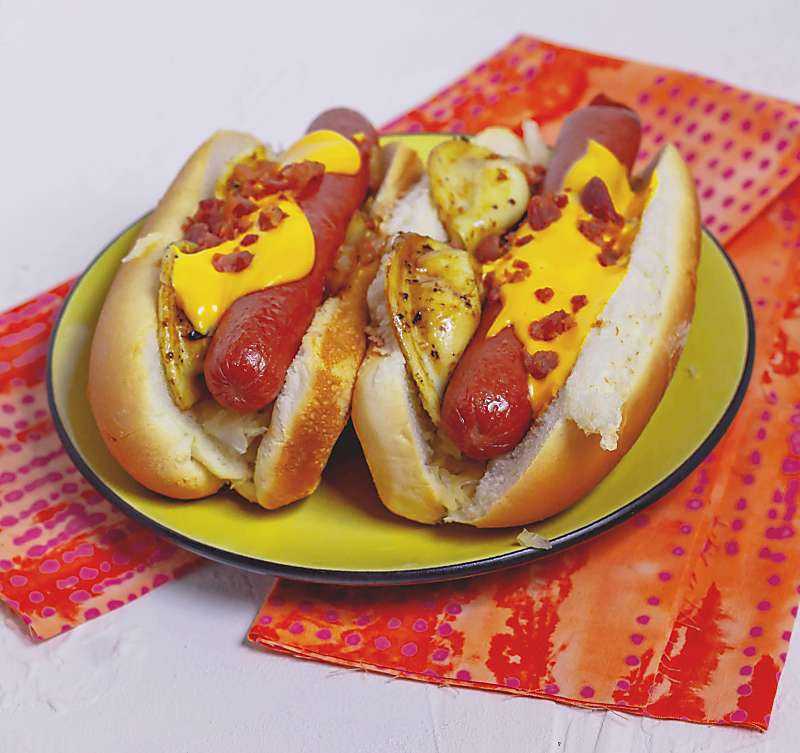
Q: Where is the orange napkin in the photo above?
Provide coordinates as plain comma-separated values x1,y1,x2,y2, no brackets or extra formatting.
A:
0,283,198,639
249,36,800,730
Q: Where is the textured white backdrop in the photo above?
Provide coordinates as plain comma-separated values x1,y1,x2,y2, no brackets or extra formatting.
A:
2,1,799,750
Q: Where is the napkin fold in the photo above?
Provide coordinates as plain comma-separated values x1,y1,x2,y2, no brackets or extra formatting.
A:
248,36,800,731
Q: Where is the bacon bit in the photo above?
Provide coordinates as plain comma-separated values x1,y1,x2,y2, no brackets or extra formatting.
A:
232,199,259,236
484,272,502,302
524,350,559,379
534,287,554,303
508,267,531,283
212,250,254,274
231,197,257,217
475,234,508,263
578,218,608,247
529,310,576,341
279,161,325,197
512,259,530,270
520,163,546,193
258,205,289,231
527,194,562,230
228,159,281,199
597,249,623,267
496,168,509,182
240,233,259,247
198,197,222,212
515,234,533,247
183,222,221,250
184,199,221,235
183,196,257,249
571,294,588,312
554,193,569,209
581,177,623,226
229,158,324,200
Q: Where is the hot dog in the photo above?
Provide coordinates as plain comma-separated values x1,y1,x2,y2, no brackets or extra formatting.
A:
88,109,386,507
352,100,700,527
543,97,641,193
205,110,378,412
440,102,642,460
438,298,532,460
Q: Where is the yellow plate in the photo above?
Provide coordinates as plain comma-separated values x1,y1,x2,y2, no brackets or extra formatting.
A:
47,134,754,584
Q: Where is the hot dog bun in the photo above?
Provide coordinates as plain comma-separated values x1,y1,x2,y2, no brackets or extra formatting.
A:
89,130,378,505
252,256,373,507
352,143,700,527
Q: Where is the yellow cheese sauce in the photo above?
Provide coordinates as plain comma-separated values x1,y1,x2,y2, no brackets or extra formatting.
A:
170,129,361,334
170,196,314,334
280,129,361,174
484,140,655,415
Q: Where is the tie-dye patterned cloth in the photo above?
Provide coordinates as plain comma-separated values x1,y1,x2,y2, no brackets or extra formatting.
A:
248,36,800,731
0,284,198,640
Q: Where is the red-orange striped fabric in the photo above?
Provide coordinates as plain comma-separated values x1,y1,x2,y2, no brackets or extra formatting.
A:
249,36,800,730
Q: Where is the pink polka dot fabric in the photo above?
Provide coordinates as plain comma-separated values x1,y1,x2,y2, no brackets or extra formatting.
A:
0,283,198,640
249,37,800,731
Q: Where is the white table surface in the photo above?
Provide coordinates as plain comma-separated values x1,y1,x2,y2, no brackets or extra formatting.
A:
2,1,799,750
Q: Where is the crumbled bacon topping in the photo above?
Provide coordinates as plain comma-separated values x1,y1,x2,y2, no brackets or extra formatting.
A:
524,350,559,379
507,266,531,283
212,250,254,274
183,222,221,250
529,310,576,341
279,161,325,197
475,234,509,263
515,234,533,247
578,218,607,246
570,294,588,312
597,248,624,267
181,153,320,251
577,217,625,267
534,287,554,303
580,177,623,226
527,194,562,230
231,197,257,217
227,159,281,198
226,158,324,200
484,271,502,303
520,163,546,194
183,196,258,250
575,177,630,267
258,205,289,231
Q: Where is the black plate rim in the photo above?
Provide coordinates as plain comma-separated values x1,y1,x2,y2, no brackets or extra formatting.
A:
47,214,755,586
